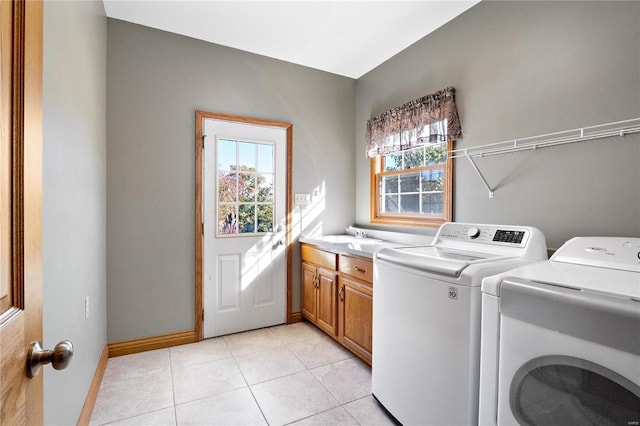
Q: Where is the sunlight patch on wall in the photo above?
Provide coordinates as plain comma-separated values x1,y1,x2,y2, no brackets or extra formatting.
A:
292,181,326,241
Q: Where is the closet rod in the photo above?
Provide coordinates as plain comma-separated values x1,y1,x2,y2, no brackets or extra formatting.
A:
449,117,640,159
449,117,640,198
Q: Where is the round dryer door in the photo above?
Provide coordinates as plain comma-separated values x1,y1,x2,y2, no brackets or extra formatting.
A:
510,355,640,426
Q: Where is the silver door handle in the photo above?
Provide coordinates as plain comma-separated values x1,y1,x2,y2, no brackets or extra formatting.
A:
27,340,74,378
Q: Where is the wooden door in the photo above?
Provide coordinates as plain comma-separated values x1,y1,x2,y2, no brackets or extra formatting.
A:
301,262,317,322
0,0,43,424
316,267,338,336
339,276,373,364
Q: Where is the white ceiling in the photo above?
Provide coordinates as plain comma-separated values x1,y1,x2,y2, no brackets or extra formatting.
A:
103,1,479,79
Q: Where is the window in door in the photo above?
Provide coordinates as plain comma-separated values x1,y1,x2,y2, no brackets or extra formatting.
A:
216,138,275,236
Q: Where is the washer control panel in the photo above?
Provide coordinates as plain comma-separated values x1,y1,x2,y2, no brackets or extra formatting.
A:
436,223,530,247
493,229,526,244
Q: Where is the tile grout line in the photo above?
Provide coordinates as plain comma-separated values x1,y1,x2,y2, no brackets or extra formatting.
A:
227,336,271,425
282,327,371,425
303,361,357,423
167,347,178,425
170,337,250,411
261,327,348,425
229,326,342,425
247,382,271,426
94,350,176,426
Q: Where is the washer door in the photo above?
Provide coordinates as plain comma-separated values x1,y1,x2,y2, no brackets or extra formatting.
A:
510,355,640,426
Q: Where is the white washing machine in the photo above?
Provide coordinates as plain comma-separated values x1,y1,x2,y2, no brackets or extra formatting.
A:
372,222,548,426
479,237,640,426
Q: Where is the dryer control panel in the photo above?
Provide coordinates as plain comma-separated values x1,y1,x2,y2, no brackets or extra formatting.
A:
551,237,640,272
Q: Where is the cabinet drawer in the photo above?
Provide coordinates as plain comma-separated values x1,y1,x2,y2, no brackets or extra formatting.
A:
301,244,337,270
339,255,373,283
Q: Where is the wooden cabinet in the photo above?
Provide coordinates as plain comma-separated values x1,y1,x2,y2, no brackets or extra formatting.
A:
301,262,318,321
301,245,339,336
301,243,373,365
316,267,339,336
301,262,339,336
338,255,373,364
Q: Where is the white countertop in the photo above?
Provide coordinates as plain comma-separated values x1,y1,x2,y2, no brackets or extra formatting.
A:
299,235,405,258
299,227,435,258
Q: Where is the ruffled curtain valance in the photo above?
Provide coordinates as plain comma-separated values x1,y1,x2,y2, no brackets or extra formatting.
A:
365,87,462,158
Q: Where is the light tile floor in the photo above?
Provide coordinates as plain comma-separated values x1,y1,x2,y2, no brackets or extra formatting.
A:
90,322,397,425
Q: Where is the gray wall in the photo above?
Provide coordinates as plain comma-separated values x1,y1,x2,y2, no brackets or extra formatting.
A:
107,20,355,342
43,1,107,424
107,1,639,344
356,1,640,249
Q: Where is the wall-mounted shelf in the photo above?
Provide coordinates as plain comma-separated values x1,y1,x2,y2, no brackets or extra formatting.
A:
449,117,640,198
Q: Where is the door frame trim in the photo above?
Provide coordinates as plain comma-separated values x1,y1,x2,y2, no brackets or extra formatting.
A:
195,110,293,341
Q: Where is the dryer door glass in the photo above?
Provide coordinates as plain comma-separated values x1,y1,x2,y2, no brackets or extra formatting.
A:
510,355,640,426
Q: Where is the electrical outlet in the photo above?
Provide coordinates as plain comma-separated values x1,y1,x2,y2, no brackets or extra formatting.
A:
294,193,310,205
85,296,90,320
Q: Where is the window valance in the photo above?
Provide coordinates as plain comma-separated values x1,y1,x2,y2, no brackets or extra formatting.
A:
365,87,462,158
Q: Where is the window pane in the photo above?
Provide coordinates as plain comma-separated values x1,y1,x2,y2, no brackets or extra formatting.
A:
382,175,398,194
238,142,255,169
218,204,237,234
216,138,276,236
218,139,236,171
218,172,237,202
257,144,274,173
422,193,443,214
404,148,424,169
384,153,402,171
421,169,444,191
383,194,398,213
425,144,447,165
400,194,420,213
373,140,451,226
257,205,273,233
257,173,273,202
399,172,420,193
238,204,256,233
238,172,255,202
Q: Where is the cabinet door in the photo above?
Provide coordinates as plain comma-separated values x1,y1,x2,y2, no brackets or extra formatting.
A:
301,262,317,322
339,276,373,364
316,267,338,336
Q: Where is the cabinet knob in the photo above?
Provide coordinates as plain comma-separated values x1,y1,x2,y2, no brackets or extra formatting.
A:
354,266,366,273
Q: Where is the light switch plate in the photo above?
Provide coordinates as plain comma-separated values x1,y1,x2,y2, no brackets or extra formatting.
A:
294,193,310,205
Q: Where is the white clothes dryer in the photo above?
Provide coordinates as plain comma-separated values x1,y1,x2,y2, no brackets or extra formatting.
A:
479,237,640,426
372,222,548,426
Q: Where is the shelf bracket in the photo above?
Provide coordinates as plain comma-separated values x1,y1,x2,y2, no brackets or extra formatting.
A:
465,151,494,198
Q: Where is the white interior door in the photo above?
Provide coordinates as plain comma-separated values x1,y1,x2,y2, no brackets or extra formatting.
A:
203,118,287,338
